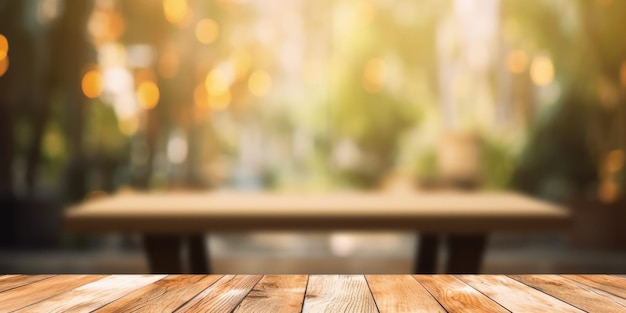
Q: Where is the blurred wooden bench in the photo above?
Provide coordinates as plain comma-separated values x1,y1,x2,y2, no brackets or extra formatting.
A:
64,191,570,273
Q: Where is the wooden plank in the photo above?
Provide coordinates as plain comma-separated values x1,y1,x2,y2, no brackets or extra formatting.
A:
94,275,222,312
366,275,445,313
458,275,584,312
413,275,507,313
562,275,626,300
302,275,378,313
174,275,262,312
14,275,165,313
65,191,570,233
0,275,104,312
234,275,308,313
0,275,55,293
510,275,626,313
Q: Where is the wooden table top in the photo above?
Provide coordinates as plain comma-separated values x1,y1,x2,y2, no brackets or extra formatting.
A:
1,274,624,312
64,191,570,233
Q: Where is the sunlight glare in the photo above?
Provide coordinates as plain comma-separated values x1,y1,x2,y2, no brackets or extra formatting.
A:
363,58,386,93
0,56,8,77
195,18,219,45
507,50,528,74
163,0,190,26
248,71,272,97
136,81,160,110
0,34,8,61
82,70,103,99
530,55,554,86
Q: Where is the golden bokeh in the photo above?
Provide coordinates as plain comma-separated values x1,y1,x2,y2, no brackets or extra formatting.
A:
506,50,528,74
358,0,376,24
230,51,252,80
163,0,190,26
118,116,139,137
0,56,8,77
530,55,554,86
158,48,179,79
135,68,157,85
43,131,64,158
205,66,233,95
0,34,8,61
81,70,103,99
195,19,219,45
598,179,619,203
137,81,160,109
194,83,209,109
209,89,231,111
606,149,625,173
248,70,272,97
363,58,386,93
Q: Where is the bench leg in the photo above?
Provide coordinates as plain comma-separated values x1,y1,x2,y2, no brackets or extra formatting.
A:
188,234,210,274
445,234,487,274
143,234,183,273
415,233,440,274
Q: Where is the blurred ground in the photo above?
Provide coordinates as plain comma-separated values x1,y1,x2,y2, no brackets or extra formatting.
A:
1,232,625,274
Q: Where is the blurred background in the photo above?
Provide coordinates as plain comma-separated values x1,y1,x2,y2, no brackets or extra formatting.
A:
0,0,625,274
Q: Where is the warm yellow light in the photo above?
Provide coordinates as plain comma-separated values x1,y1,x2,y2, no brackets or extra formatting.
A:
209,89,231,111
357,0,375,24
118,116,139,136
606,149,625,173
0,34,8,61
363,58,385,93
163,0,189,26
194,83,209,109
506,50,528,74
43,131,63,158
204,65,234,95
81,70,103,99
599,179,619,203
530,55,554,86
135,68,157,85
230,51,251,80
619,62,626,89
195,19,219,45
0,56,8,77
248,71,272,97
137,81,160,109
158,48,179,78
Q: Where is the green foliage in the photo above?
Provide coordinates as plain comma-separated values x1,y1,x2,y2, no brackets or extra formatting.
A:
83,100,127,158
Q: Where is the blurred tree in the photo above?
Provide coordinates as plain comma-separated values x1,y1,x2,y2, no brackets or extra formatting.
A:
506,0,626,201
330,0,442,188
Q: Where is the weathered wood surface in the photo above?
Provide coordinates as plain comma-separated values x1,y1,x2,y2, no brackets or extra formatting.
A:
65,191,570,232
1,275,623,312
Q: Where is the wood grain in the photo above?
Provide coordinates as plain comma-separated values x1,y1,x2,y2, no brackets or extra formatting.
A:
3,275,625,312
14,275,165,313
510,275,626,313
0,275,55,293
234,275,308,313
0,275,104,312
302,275,378,313
366,275,445,313
458,275,584,312
94,275,222,312
65,191,570,233
175,275,262,312
414,275,506,313
562,275,626,299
